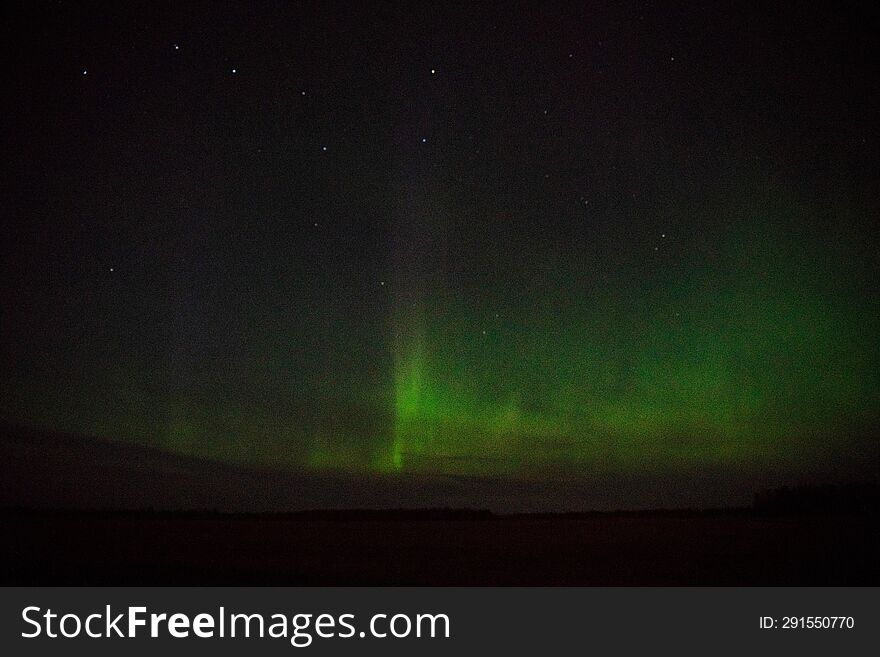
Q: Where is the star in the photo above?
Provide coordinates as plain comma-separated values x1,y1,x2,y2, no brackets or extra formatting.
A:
82,70,88,75
173,44,179,50
109,267,114,272
430,68,436,74
321,146,327,152
231,68,237,74
421,138,427,143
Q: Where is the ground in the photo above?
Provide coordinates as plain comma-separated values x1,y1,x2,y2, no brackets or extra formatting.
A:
1,510,876,585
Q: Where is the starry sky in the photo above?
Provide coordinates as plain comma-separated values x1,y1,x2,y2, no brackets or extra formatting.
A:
1,1,878,500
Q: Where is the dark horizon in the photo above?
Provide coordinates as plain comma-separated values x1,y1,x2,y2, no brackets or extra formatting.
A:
2,422,877,513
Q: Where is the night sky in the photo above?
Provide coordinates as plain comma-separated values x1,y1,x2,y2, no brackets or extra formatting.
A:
2,1,878,504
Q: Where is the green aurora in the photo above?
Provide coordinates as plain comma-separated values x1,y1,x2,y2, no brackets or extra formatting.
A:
3,1,879,516
2,186,878,481
377,190,879,476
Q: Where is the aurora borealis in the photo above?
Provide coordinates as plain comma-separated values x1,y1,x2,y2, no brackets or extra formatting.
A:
380,181,879,477
1,1,878,505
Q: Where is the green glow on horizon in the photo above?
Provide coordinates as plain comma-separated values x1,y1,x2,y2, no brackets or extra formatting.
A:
378,202,880,476
5,190,875,480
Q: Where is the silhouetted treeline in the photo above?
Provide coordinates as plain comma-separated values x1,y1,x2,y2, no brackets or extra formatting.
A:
0,507,495,521
4,484,879,519
753,484,880,515
512,508,751,519
0,507,753,520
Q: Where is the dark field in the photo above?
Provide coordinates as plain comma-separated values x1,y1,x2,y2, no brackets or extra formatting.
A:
1,510,876,585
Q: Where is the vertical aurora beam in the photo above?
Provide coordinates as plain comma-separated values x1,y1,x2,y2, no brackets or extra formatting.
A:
386,150,447,471
390,332,424,470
